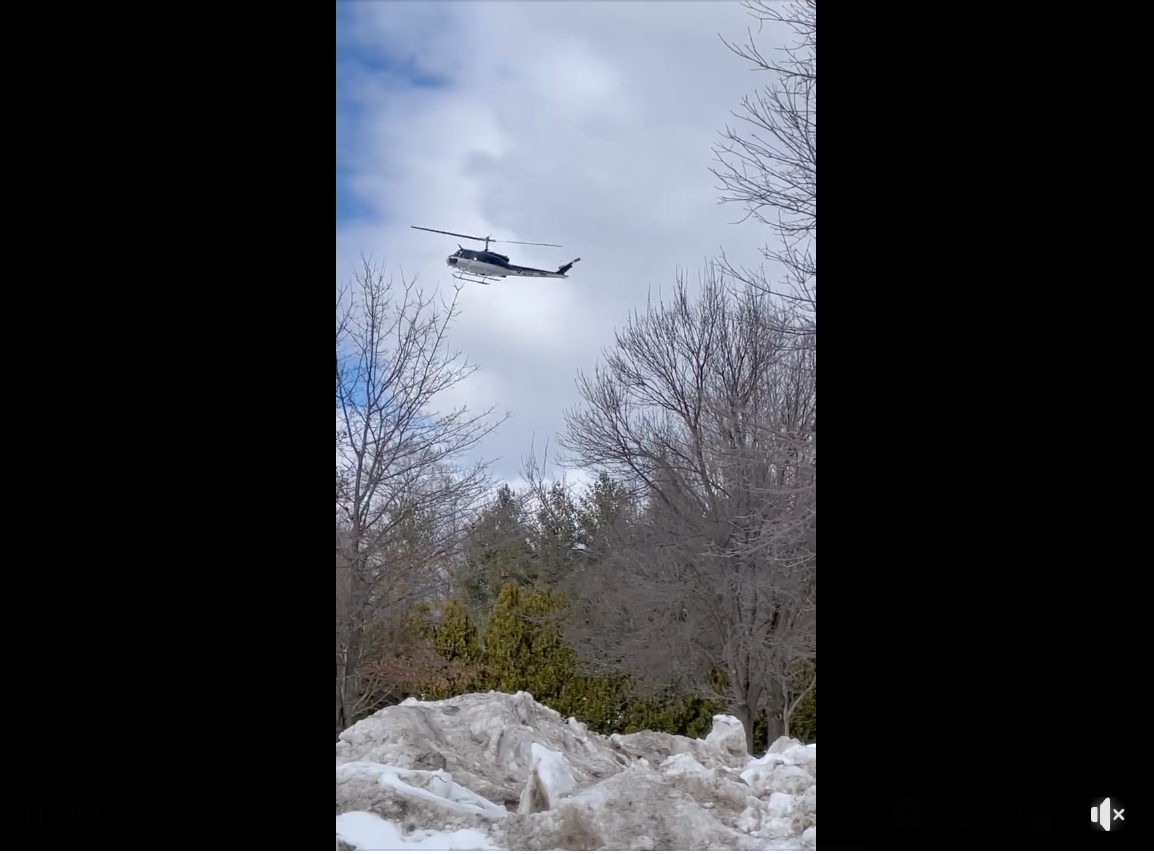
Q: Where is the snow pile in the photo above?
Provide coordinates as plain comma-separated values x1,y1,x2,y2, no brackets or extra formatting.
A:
337,691,816,850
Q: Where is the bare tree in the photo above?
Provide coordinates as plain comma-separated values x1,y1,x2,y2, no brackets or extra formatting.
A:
335,260,508,735
712,0,816,332
337,284,353,510
559,270,815,751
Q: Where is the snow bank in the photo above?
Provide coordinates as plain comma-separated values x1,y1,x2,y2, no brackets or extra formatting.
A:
337,691,816,850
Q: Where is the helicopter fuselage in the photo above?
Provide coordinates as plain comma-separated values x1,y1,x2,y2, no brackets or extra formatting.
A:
445,247,578,280
414,225,577,282
447,249,511,278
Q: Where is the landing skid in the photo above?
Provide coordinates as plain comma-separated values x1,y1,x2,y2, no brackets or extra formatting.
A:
452,271,499,285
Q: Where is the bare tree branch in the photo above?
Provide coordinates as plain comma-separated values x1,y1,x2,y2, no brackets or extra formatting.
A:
712,0,816,332
335,259,509,736
558,268,815,751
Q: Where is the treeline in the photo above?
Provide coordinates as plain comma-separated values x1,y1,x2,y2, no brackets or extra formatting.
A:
349,475,816,753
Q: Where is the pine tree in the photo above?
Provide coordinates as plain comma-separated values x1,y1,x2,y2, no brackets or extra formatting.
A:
459,486,536,613
434,599,481,664
577,473,633,560
532,482,582,586
482,583,529,694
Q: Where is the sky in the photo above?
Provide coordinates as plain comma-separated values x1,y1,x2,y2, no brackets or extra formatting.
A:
335,0,790,494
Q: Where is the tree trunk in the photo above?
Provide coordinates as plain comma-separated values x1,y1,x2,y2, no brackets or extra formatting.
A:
733,703,756,756
760,680,787,750
762,708,784,747
340,552,367,731
782,669,815,740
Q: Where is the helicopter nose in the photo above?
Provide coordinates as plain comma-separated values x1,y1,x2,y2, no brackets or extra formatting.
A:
447,256,457,266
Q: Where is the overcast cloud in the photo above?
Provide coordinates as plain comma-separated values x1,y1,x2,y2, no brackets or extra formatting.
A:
335,1,789,492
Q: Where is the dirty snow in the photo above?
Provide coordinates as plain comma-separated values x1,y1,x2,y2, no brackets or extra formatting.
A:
337,811,503,850
336,690,816,850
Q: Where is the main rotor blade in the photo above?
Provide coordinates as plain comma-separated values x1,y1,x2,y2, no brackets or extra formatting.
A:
413,226,562,249
411,226,487,242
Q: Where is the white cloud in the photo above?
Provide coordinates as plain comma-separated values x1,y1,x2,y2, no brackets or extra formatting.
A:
336,1,791,488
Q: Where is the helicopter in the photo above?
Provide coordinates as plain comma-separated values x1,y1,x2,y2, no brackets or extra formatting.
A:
411,225,580,285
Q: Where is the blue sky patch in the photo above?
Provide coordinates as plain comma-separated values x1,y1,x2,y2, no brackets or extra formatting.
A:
336,6,453,226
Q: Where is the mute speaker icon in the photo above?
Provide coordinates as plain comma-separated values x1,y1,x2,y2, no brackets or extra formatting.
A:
1091,797,1124,831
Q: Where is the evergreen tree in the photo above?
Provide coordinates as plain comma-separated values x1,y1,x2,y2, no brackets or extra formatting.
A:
577,473,633,560
532,481,582,585
434,599,482,663
620,684,722,739
480,582,621,726
458,485,536,614
482,583,571,698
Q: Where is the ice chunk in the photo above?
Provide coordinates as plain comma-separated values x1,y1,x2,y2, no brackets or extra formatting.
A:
766,735,803,756
798,784,817,825
337,762,506,819
704,714,749,760
658,753,711,778
766,792,795,818
783,743,817,778
518,743,576,814
768,764,814,796
736,805,765,834
741,761,814,797
783,744,815,763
